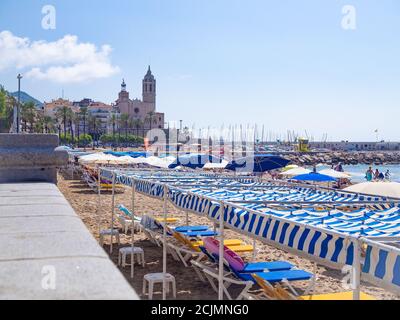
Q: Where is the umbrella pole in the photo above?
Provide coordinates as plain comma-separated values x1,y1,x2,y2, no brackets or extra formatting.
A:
162,185,168,300
218,201,225,300
186,211,189,226
252,239,257,261
131,180,136,278
110,171,115,254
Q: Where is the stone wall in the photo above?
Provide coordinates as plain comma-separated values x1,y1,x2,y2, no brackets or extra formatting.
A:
0,134,68,184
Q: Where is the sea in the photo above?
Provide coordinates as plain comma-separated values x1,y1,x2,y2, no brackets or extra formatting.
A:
314,164,400,183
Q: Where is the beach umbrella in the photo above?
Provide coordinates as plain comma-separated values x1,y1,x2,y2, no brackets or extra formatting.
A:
292,172,336,182
79,153,113,163
280,167,311,177
225,154,290,173
118,156,141,164
344,182,400,199
318,169,352,179
104,151,148,158
203,159,229,169
55,145,72,151
281,164,299,172
168,153,222,169
145,156,176,168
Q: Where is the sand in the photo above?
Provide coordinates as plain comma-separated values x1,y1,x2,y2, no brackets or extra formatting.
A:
57,172,398,300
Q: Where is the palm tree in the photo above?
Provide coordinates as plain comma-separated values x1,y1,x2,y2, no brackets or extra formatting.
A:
21,102,36,132
132,118,142,137
43,116,54,133
55,106,71,139
33,112,44,133
79,107,88,137
120,113,129,141
145,111,155,132
0,86,12,133
109,113,118,142
73,113,80,142
88,115,102,148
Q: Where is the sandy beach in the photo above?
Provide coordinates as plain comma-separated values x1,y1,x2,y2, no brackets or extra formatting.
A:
58,172,398,300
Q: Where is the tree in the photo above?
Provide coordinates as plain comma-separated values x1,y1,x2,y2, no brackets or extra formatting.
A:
109,113,118,143
21,101,36,132
145,111,155,132
132,118,142,138
43,116,54,133
55,106,74,143
34,112,44,133
120,113,129,141
88,115,102,148
79,107,88,137
0,86,11,133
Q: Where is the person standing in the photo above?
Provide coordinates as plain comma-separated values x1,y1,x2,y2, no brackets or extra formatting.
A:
365,167,373,182
385,170,391,181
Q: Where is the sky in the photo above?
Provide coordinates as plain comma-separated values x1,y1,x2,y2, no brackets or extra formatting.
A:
0,0,399,141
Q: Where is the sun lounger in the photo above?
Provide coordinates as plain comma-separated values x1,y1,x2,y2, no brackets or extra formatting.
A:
167,232,243,267
201,268,254,300
116,205,142,234
203,238,314,297
251,274,374,300
300,291,375,300
175,225,210,232
203,238,290,272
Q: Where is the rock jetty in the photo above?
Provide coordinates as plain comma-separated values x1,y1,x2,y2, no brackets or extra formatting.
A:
281,151,400,166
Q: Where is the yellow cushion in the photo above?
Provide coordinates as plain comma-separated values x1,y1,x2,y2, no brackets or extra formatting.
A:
155,217,179,223
228,245,254,253
301,291,375,300
192,239,243,248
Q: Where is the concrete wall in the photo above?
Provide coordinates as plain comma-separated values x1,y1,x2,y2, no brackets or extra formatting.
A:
0,134,68,184
0,182,138,300
0,134,139,299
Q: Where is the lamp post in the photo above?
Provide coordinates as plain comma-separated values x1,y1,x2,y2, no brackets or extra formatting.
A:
16,74,22,133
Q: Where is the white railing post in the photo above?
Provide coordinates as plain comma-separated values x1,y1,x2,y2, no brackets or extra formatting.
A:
162,184,168,300
131,179,136,278
218,201,225,300
352,238,361,300
110,171,115,254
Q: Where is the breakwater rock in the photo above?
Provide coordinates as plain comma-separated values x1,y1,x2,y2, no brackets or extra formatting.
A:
281,151,400,166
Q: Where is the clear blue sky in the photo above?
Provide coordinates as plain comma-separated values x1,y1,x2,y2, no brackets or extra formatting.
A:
0,0,399,141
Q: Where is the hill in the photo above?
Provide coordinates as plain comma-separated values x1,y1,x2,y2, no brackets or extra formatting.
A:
9,91,43,109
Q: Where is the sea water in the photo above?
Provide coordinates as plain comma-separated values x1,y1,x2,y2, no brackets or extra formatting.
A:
314,164,400,183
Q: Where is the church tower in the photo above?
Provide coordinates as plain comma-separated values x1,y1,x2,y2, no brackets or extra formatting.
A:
142,66,156,107
119,79,129,100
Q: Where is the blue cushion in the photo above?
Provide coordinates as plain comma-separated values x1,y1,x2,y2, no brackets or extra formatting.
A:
175,225,209,232
253,270,313,283
184,230,218,237
118,205,132,217
242,261,293,273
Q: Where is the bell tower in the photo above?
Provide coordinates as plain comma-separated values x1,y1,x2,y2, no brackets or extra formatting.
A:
119,79,129,100
142,66,156,107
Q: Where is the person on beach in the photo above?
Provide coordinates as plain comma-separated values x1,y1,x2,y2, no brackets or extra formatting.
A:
365,167,373,181
385,170,391,181
378,171,385,180
374,169,380,180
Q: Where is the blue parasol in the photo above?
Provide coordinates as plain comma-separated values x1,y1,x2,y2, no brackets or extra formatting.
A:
292,172,336,182
225,154,290,173
168,153,222,169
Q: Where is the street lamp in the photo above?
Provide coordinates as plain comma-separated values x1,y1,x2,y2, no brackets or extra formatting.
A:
16,74,22,133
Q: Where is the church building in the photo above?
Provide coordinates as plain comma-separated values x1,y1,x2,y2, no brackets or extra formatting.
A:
115,66,165,133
